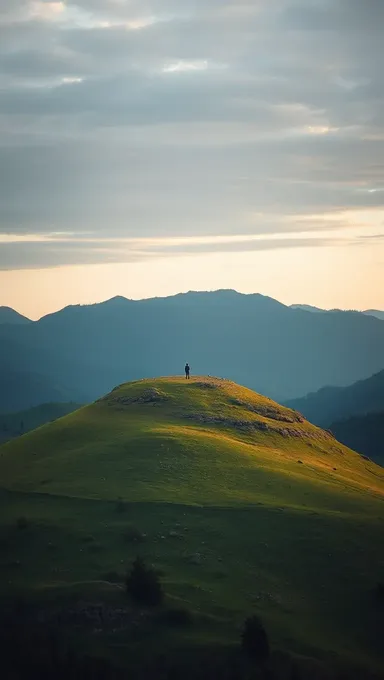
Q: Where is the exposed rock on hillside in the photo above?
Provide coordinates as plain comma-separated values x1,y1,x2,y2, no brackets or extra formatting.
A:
100,387,169,407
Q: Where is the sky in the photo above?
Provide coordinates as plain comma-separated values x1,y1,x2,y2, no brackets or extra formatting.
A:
0,0,383,320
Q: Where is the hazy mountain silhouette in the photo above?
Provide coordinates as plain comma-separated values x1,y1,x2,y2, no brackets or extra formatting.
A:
286,369,384,427
1,290,384,412
0,306,30,325
330,411,384,467
0,401,82,443
363,309,384,321
290,304,324,313
291,303,384,320
0,369,84,412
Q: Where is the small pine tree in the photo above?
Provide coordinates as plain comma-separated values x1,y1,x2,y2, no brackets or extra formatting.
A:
125,556,163,606
16,516,28,530
241,615,270,663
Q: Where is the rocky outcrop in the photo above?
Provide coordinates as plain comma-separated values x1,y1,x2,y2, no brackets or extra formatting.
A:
100,387,169,407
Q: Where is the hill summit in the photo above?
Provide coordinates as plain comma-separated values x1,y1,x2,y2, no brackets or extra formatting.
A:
1,376,382,510
0,376,384,674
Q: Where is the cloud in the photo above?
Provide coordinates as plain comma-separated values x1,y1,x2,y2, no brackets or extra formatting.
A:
280,0,384,32
0,0,383,268
30,2,65,21
0,231,343,270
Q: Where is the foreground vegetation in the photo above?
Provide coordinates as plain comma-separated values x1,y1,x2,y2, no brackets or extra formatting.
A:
0,377,383,678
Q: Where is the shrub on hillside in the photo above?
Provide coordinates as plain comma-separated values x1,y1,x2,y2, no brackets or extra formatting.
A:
162,607,192,627
125,557,163,606
115,498,126,513
102,570,124,584
81,534,94,543
87,542,104,553
16,516,28,530
123,526,145,543
241,615,270,663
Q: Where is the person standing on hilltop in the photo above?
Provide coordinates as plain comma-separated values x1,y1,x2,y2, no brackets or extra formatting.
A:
185,363,190,379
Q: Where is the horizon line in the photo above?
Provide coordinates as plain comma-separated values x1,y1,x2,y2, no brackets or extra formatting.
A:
2,288,382,322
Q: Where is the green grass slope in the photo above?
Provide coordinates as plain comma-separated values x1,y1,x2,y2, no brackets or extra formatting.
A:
0,377,383,675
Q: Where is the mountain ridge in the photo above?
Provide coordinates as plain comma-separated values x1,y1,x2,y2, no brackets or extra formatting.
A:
1,289,384,412
35,289,287,325
0,401,82,444
364,309,384,321
291,303,384,320
286,369,384,427
0,306,31,325
330,411,384,466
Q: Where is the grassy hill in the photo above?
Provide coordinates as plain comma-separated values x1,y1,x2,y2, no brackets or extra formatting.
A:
0,377,383,678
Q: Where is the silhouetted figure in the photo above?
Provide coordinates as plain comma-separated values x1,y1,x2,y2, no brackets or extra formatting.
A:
185,363,190,379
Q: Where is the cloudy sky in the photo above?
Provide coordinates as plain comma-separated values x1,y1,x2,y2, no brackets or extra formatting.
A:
1,0,383,318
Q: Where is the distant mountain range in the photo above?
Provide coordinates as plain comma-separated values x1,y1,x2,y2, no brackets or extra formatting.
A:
291,303,384,320
286,369,384,466
330,411,384,467
290,304,324,313
0,401,82,444
0,369,83,412
0,306,31,325
363,309,384,321
286,369,384,427
1,290,384,412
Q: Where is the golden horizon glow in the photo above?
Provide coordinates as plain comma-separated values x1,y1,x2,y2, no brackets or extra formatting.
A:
2,233,383,320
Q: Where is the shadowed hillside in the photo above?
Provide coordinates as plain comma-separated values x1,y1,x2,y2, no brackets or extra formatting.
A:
0,377,383,677
0,369,85,412
286,369,384,427
330,411,384,467
0,402,82,444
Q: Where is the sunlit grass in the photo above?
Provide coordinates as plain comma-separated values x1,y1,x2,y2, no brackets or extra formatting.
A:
0,376,383,671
